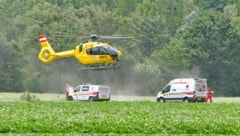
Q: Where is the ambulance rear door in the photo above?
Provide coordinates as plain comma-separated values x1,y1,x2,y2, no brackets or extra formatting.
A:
194,79,207,101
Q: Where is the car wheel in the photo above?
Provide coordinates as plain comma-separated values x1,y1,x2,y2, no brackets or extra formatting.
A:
183,97,189,102
157,97,165,103
68,96,73,101
89,97,94,102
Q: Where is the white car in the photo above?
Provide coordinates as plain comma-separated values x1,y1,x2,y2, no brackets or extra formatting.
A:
67,84,110,101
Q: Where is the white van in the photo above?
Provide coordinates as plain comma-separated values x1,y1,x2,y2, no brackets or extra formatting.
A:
156,78,207,102
68,84,110,101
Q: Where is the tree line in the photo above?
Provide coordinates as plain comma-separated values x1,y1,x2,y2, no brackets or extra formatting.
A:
0,0,240,96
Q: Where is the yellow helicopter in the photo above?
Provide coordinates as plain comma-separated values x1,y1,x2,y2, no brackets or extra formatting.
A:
38,34,128,70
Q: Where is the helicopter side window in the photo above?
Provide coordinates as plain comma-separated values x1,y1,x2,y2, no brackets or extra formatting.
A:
86,47,107,55
86,48,92,55
99,47,107,55
91,48,98,55
79,44,83,52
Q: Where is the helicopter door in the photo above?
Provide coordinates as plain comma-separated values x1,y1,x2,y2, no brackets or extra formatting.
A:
91,48,98,55
98,47,107,55
87,47,107,55
86,47,109,63
98,47,109,61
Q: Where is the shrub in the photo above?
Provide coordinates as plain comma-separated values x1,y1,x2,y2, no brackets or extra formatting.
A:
20,91,40,101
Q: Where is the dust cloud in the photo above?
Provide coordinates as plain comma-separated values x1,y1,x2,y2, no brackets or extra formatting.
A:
39,58,202,100
39,59,149,97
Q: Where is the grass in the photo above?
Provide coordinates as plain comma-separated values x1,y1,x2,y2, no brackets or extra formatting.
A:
0,100,240,135
0,92,240,135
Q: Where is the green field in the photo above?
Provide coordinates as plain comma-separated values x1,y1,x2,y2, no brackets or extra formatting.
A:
0,93,240,135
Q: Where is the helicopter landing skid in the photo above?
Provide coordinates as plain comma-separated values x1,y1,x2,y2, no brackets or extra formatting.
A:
81,63,122,71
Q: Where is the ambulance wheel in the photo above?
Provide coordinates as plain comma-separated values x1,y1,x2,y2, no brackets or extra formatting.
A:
183,97,189,102
89,97,94,102
157,97,165,103
68,96,73,101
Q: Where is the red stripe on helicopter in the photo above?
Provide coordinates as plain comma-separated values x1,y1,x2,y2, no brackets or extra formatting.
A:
39,35,47,42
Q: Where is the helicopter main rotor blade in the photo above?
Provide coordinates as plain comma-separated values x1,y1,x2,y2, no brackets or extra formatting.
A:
99,36,132,39
52,32,133,40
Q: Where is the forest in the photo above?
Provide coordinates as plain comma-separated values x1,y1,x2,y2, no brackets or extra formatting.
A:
1,0,240,96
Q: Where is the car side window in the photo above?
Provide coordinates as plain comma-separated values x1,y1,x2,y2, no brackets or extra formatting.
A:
81,86,89,91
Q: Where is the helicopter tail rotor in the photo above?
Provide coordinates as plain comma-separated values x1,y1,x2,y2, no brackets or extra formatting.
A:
38,35,57,64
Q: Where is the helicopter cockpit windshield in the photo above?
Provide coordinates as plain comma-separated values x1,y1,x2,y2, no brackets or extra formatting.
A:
105,46,118,54
86,45,118,56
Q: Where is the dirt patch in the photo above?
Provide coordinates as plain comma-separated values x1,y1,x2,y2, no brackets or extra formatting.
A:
0,93,240,103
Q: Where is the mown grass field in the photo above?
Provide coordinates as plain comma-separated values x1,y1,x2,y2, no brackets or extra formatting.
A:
0,93,240,135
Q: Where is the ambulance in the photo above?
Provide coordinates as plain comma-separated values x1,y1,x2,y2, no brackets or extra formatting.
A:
67,84,110,101
156,78,207,102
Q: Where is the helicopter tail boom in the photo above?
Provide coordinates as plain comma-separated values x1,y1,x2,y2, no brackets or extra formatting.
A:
38,35,57,64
